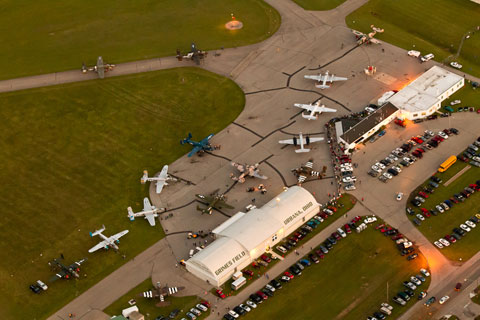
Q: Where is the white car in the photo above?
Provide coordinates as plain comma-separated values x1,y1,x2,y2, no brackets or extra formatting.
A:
465,220,476,228
340,163,353,169
420,268,430,277
376,162,386,170
434,241,444,249
365,106,376,113
383,172,393,179
404,281,417,290
392,166,402,173
246,300,257,309
441,203,449,211
337,228,347,238
408,50,421,58
196,304,208,312
371,165,382,173
389,154,398,161
460,224,471,232
416,214,425,221
421,53,434,62
439,295,450,305
450,100,461,106
239,303,251,312
280,275,291,282
438,131,448,139
450,61,462,69
435,205,444,213
410,276,422,286
228,310,239,318
396,192,403,201
342,176,357,183
344,184,356,191
381,303,393,311
265,284,276,292
36,280,48,291
439,238,450,247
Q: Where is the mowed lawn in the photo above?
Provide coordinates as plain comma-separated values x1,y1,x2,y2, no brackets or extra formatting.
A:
291,0,346,11
444,85,480,112
0,0,280,80
242,221,429,320
406,159,480,261
104,278,208,319
346,0,480,77
0,68,245,319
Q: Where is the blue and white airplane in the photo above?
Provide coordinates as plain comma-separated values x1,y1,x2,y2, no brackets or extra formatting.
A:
180,133,214,157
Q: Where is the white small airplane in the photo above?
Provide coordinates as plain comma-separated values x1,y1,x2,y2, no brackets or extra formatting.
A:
294,100,337,120
304,71,347,89
128,197,162,226
279,132,324,153
141,165,175,194
88,225,129,253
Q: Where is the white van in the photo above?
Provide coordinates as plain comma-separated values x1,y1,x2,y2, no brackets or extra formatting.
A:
421,53,434,62
189,249,194,258
231,276,247,291
407,50,421,58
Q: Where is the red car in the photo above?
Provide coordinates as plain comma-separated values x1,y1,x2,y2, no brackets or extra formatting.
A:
445,235,456,243
375,223,385,230
470,184,480,191
315,250,325,259
284,271,294,279
201,301,211,308
328,206,337,212
392,234,403,240
352,216,362,223
294,232,304,240
216,289,226,299
319,212,329,219
332,232,341,240
418,191,429,198
421,208,429,214
243,270,254,277
423,211,431,218
416,148,425,153
261,254,271,263
344,224,351,233
256,291,268,300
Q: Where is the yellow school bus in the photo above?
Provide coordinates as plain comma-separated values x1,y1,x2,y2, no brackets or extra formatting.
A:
438,155,456,172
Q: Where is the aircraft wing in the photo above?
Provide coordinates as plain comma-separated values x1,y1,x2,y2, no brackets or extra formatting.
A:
308,137,324,143
369,38,381,44
89,241,109,253
143,198,153,211
111,230,129,242
196,194,213,203
253,171,268,179
200,134,214,145
294,103,315,112
156,181,166,194
159,165,168,179
145,213,156,226
304,75,324,81
278,138,295,145
317,106,337,113
329,76,348,82
216,200,234,210
188,146,202,157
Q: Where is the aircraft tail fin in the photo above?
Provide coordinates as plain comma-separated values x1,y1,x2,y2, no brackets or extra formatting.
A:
141,170,149,184
315,84,330,89
296,148,311,153
90,225,106,237
127,207,135,221
180,133,193,145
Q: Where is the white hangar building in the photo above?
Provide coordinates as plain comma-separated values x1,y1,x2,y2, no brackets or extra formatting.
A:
389,66,464,120
185,186,320,286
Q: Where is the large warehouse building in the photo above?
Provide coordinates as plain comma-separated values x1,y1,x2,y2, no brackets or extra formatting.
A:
389,66,464,120
185,186,320,286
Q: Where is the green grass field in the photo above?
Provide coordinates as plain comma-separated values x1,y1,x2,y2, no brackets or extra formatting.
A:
242,219,429,320
444,85,480,112
0,67,245,319
104,278,210,319
291,0,347,11
346,0,480,78
406,158,480,262
0,0,280,80
472,286,480,305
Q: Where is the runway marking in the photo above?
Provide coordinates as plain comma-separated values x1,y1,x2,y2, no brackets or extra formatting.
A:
245,87,286,95
204,151,232,162
286,65,306,87
308,44,360,71
251,121,296,147
232,122,264,138
163,200,196,213
264,160,288,187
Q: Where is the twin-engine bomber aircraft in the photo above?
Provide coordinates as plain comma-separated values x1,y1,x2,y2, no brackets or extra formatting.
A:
279,132,324,153
128,197,163,226
48,257,87,281
352,25,384,45
196,189,234,215
88,225,129,253
141,165,175,194
294,100,337,120
81,56,115,79
181,133,214,157
304,71,347,89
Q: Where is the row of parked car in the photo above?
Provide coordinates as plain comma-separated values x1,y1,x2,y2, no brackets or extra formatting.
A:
374,223,417,260
391,269,430,308
276,204,341,254
459,136,480,167
369,129,457,183
174,301,211,320
225,216,363,320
